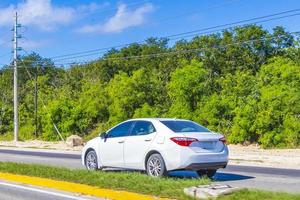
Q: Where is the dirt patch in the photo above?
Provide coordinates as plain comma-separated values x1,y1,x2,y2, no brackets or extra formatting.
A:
0,140,83,151
228,144,300,169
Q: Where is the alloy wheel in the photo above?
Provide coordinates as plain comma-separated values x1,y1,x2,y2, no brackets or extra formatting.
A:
148,157,162,176
86,151,98,170
146,153,167,177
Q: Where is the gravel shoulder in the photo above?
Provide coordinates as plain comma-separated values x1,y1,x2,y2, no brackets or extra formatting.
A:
0,140,82,152
228,144,300,170
0,140,299,170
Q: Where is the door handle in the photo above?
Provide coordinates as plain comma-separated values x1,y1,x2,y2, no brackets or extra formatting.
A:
118,141,124,143
144,139,152,142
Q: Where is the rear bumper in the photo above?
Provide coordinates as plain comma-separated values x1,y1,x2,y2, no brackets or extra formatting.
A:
185,161,227,170
161,145,229,171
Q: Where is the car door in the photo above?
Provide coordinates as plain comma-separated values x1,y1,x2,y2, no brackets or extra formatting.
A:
124,120,157,169
99,121,134,168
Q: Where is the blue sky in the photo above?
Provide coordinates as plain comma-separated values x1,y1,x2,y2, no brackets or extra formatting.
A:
1,0,300,67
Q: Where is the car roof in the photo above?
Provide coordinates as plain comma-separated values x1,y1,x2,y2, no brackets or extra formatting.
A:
125,118,191,122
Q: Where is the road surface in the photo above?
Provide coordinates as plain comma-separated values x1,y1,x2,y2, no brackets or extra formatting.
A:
0,180,100,200
0,149,300,194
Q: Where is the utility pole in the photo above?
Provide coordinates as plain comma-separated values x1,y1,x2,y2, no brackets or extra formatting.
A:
13,12,20,142
34,65,38,138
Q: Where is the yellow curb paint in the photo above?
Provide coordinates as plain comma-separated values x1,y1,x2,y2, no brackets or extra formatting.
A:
0,172,168,200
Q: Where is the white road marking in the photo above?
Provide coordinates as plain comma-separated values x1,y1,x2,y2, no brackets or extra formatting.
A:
0,181,90,200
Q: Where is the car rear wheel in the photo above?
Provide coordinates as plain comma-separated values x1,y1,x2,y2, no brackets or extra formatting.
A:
196,169,217,179
146,153,167,177
85,150,98,170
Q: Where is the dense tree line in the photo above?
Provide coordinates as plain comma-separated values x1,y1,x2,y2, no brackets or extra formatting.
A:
0,25,299,147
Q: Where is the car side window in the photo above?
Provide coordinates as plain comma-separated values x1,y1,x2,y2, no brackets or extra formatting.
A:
106,121,133,138
131,121,156,136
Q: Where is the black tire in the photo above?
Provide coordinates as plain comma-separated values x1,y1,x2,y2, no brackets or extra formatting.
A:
196,169,217,179
146,153,167,177
85,150,98,170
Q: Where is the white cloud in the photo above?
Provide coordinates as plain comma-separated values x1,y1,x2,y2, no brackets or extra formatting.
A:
0,37,45,48
77,2,110,13
20,39,45,48
0,0,75,31
77,3,154,34
0,5,15,26
0,38,7,47
0,1,153,33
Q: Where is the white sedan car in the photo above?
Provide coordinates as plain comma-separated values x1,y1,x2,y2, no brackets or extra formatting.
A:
82,118,228,178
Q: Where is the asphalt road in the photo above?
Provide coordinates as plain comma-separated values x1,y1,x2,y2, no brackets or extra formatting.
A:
0,180,100,200
0,149,300,194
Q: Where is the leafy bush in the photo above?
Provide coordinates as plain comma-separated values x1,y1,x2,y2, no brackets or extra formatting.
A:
0,25,299,147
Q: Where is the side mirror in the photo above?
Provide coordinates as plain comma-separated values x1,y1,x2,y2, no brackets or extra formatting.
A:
99,132,106,139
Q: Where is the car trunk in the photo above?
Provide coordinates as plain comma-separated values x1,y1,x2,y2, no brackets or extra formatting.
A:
182,132,225,153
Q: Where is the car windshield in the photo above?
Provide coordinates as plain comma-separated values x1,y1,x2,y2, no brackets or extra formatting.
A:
160,120,210,133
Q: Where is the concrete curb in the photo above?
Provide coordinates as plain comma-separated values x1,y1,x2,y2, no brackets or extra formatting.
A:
184,184,241,199
0,172,168,200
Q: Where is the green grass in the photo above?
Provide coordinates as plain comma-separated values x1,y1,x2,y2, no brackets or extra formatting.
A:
0,162,209,199
218,189,300,200
0,162,299,200
0,133,14,141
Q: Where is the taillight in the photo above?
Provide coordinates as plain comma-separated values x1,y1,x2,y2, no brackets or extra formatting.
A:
170,137,198,147
219,137,226,144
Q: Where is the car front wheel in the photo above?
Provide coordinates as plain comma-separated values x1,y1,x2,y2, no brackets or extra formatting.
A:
146,153,167,177
196,169,217,179
85,150,98,170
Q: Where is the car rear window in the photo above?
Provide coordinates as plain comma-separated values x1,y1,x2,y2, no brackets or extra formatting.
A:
160,120,210,133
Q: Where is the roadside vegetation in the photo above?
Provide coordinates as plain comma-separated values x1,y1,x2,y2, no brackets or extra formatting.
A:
0,25,299,148
218,189,300,200
0,162,299,200
0,162,209,200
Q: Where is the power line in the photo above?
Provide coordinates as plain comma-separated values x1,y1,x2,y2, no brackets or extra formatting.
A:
50,1,240,60
150,0,242,24
165,9,300,39
49,8,300,62
19,49,65,141
51,14,300,63
2,4,299,68
57,33,300,65
16,8,300,65
11,8,300,66
17,30,299,67
169,12,300,41
18,0,239,61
